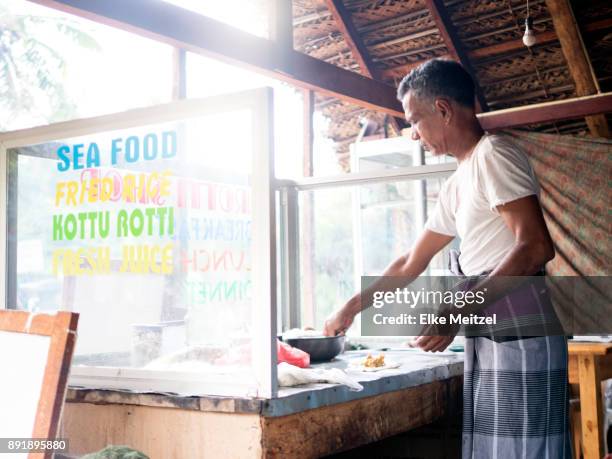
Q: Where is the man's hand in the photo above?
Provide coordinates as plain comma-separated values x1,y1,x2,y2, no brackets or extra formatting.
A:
409,335,454,352
410,306,459,352
323,230,453,338
323,306,355,336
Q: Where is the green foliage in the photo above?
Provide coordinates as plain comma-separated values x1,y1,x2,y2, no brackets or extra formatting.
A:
0,1,100,129
81,445,149,459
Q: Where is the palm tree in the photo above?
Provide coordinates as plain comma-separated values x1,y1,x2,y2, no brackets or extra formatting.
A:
0,0,100,130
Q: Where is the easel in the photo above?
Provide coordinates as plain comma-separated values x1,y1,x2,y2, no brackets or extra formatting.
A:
0,310,78,459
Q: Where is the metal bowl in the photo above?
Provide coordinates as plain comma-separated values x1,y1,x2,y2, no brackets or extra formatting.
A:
282,335,346,362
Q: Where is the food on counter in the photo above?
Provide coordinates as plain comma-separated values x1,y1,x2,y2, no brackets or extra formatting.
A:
277,339,310,368
363,353,385,368
350,353,400,372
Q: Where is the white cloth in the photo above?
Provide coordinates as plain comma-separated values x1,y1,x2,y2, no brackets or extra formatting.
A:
277,362,363,391
425,134,540,275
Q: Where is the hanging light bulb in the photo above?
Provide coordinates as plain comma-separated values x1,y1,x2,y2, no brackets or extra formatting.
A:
523,15,536,47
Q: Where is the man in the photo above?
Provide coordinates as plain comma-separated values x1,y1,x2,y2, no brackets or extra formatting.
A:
324,59,570,458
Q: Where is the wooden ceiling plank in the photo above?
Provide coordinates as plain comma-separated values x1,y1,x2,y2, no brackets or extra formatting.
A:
477,92,612,130
423,0,489,111
488,84,575,107
29,0,405,117
381,19,611,78
457,18,610,62
324,4,608,66
358,8,430,34
468,30,557,60
369,28,439,51
544,0,610,138
381,59,442,81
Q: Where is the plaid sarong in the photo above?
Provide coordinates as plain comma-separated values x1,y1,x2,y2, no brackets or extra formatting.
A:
462,336,572,459
450,252,572,458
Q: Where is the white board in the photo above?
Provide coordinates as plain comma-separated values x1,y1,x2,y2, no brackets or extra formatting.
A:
0,330,50,438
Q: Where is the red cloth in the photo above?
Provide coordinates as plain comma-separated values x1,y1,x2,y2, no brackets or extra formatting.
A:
277,340,310,368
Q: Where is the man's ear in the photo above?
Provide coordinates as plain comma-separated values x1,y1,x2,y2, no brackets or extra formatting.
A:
434,98,453,125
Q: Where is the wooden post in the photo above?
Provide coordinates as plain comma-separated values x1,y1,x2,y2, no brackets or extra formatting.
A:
545,0,610,138
577,354,605,459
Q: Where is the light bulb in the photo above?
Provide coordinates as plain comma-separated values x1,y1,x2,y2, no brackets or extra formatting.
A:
523,16,536,47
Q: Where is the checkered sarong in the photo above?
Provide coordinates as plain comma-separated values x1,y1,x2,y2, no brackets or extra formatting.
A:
450,252,572,458
462,336,572,459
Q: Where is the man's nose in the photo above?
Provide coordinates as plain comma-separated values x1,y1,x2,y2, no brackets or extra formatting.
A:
410,128,419,141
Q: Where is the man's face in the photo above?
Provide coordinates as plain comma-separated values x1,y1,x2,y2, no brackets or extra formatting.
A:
402,91,447,155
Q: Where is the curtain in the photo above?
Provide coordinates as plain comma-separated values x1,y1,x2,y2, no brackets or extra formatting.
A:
503,130,611,334
504,130,611,276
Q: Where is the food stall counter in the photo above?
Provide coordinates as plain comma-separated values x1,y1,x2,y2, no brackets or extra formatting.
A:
61,349,464,458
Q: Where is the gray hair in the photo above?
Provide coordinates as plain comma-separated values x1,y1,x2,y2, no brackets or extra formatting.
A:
397,59,476,108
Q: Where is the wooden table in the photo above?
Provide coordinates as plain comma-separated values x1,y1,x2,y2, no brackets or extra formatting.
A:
568,342,612,459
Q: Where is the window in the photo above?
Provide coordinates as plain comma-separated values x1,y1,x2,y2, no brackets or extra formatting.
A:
0,0,173,131
186,52,305,180
4,89,276,397
160,0,270,38
293,176,456,331
277,135,458,333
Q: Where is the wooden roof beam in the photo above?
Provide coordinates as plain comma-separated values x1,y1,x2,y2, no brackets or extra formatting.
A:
477,92,612,131
29,0,404,118
423,0,489,111
323,0,405,132
544,0,609,138
323,0,378,79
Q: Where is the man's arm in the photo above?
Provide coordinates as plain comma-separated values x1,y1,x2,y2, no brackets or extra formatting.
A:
490,194,554,275
323,229,454,336
454,194,554,316
413,194,555,351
